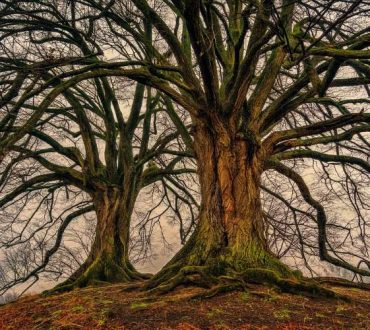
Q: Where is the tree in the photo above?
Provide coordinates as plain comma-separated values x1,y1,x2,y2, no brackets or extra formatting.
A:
1,0,370,296
0,74,196,293
0,1,199,294
0,48,197,295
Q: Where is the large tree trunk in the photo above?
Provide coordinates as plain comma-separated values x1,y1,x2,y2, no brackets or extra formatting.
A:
147,117,297,292
60,187,148,290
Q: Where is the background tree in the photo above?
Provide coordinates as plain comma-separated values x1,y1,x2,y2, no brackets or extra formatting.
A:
0,1,198,295
0,75,197,294
1,0,369,296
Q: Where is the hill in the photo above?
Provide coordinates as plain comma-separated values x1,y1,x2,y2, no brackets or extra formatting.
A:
0,283,369,329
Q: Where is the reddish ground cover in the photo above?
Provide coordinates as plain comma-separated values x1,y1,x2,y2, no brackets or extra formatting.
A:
0,283,368,329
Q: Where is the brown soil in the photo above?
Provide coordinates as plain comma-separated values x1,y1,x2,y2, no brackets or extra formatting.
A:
0,283,368,329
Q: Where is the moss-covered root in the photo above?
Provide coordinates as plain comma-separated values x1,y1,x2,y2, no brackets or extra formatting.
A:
144,265,347,301
120,282,148,293
313,277,370,291
239,268,348,300
190,282,246,300
147,265,219,295
42,281,75,296
43,257,149,296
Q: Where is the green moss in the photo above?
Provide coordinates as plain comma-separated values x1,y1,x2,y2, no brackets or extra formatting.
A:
44,254,147,295
208,258,230,276
206,307,224,318
243,268,281,284
71,305,84,312
97,319,106,326
130,301,150,310
335,305,348,314
304,315,313,322
74,255,134,286
292,269,303,279
240,291,250,302
273,309,291,320
263,291,280,302
145,225,339,300
220,240,296,279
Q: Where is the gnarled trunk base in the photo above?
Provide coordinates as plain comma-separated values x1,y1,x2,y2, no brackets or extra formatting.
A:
145,236,339,299
45,255,150,295
44,188,151,295
145,121,339,300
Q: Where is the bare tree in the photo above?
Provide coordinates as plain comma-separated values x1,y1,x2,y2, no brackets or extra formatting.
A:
0,0,199,295
0,82,196,294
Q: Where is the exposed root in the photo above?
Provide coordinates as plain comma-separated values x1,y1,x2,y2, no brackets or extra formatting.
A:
147,265,218,295
42,282,76,296
313,277,370,291
189,282,245,299
121,282,147,292
43,258,150,296
145,265,348,301
239,268,345,299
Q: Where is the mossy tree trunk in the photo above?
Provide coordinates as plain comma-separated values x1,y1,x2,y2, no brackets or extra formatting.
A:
185,122,274,270
147,116,299,292
64,187,147,288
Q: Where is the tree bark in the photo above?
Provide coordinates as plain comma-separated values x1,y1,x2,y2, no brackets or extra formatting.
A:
64,187,147,288
148,116,294,290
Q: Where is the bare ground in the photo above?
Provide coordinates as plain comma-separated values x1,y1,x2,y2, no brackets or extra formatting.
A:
0,283,369,329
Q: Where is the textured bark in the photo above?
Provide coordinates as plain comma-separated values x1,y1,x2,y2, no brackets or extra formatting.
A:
148,116,293,291
188,119,270,268
62,187,147,289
